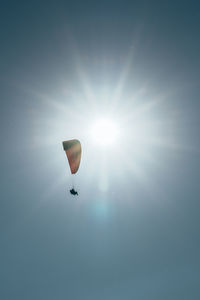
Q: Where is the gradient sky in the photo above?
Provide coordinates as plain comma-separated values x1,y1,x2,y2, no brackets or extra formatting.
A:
1,1,200,299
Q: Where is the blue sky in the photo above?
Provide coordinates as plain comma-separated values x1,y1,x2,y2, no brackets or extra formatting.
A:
0,1,200,299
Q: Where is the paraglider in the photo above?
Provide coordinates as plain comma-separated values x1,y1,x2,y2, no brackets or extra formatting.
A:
70,188,78,196
62,139,81,196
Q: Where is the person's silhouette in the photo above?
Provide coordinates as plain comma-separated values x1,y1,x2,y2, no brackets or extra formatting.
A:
70,188,78,196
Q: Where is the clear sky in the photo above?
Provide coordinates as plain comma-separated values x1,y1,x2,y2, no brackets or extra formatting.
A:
1,1,200,299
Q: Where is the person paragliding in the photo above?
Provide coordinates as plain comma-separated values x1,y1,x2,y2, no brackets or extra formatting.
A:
70,188,78,196
62,139,81,196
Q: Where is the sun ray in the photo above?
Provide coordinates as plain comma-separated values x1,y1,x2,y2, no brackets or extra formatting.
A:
23,52,187,201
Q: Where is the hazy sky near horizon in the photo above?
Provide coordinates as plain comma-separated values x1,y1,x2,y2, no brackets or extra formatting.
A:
1,1,200,299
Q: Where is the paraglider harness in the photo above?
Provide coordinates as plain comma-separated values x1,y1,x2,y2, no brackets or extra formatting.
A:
70,188,78,196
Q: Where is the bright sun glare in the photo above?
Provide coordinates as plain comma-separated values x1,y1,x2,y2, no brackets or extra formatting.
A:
90,118,119,146
30,52,180,196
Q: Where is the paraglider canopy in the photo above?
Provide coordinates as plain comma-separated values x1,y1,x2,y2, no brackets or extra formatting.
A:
62,139,81,174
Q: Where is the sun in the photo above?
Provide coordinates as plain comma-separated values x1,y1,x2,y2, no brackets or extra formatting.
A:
90,118,120,146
